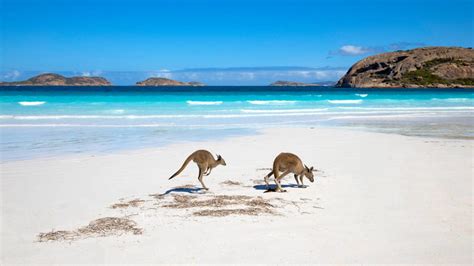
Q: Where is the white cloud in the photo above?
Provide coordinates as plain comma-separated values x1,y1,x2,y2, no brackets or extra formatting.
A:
81,70,103,77
149,71,173,79
239,72,256,80
339,45,371,55
91,67,347,85
1,70,21,80
330,42,425,57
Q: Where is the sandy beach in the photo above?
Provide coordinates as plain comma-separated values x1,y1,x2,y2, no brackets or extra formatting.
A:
0,127,472,264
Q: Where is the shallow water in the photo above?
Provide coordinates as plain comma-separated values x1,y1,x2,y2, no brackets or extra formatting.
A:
1,86,473,161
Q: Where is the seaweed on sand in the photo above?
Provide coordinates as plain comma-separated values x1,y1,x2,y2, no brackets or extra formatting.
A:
37,217,142,242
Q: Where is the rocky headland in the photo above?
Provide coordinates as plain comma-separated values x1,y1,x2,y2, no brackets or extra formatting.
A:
336,47,474,88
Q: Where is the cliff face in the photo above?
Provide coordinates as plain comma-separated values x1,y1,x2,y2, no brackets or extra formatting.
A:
336,47,474,88
0,73,111,86
136,78,205,86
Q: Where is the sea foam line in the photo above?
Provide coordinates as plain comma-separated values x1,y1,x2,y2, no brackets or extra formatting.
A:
431,98,472,102
18,101,46,106
240,108,327,113
0,112,335,120
328,99,363,104
247,100,297,105
1,108,472,120
186,101,223,105
355,94,368,98
337,106,474,111
0,124,175,128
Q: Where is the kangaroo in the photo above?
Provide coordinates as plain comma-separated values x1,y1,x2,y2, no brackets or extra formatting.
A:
264,152,314,192
169,150,226,190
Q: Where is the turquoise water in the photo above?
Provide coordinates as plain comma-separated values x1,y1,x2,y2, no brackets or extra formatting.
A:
1,86,473,161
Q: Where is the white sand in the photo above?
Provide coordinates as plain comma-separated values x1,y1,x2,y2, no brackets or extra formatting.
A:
1,127,472,264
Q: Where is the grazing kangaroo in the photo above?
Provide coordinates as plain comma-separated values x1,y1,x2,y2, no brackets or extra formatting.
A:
264,152,314,192
169,150,226,190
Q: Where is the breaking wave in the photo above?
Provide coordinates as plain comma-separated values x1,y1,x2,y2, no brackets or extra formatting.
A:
186,101,223,105
247,100,297,105
328,99,363,104
18,101,46,106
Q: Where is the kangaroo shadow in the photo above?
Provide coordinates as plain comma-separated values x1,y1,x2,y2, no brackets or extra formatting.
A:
159,186,205,196
253,184,301,191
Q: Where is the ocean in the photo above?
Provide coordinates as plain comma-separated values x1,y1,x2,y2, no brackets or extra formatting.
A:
1,86,473,161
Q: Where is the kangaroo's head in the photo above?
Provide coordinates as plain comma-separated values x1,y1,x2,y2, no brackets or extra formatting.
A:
303,164,314,182
216,154,227,166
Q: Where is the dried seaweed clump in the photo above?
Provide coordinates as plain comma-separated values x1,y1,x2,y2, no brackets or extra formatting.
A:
193,207,273,217
110,199,145,209
37,217,142,242
163,194,250,209
37,230,79,242
162,194,276,217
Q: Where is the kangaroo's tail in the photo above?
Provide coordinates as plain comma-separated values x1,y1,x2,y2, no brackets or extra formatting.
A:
169,154,194,180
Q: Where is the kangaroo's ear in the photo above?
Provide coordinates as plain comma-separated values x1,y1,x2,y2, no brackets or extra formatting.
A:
310,166,314,171
304,164,309,171
217,154,222,160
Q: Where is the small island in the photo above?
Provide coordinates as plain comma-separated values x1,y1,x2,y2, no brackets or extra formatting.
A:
136,77,205,86
0,73,111,86
337,46,474,88
269,80,322,86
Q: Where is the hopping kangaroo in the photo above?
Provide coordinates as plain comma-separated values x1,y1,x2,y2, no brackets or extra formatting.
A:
264,152,314,192
169,150,226,190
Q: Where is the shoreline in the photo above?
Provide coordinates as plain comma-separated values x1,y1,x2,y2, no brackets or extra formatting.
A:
2,124,471,164
1,126,472,264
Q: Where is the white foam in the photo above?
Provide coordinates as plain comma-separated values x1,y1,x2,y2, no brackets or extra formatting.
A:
0,115,200,120
240,108,327,113
0,112,333,121
337,106,474,111
18,101,46,106
247,100,297,105
444,98,471,102
328,99,363,104
0,124,174,128
355,94,368,98
186,101,223,105
107,109,126,114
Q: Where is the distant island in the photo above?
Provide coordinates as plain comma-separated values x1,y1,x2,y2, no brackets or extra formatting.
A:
0,73,111,86
269,81,323,86
136,77,205,86
337,46,474,88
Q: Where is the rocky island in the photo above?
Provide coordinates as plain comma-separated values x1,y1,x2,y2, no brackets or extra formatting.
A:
0,73,111,86
336,47,474,88
269,80,322,86
136,77,205,86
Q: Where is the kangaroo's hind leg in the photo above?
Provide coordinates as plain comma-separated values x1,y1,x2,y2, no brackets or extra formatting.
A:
274,170,291,192
197,165,209,190
264,171,274,188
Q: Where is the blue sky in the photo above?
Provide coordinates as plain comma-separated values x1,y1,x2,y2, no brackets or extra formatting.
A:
1,0,472,85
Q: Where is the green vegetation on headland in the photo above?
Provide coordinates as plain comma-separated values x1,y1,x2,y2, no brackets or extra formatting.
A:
401,59,474,86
